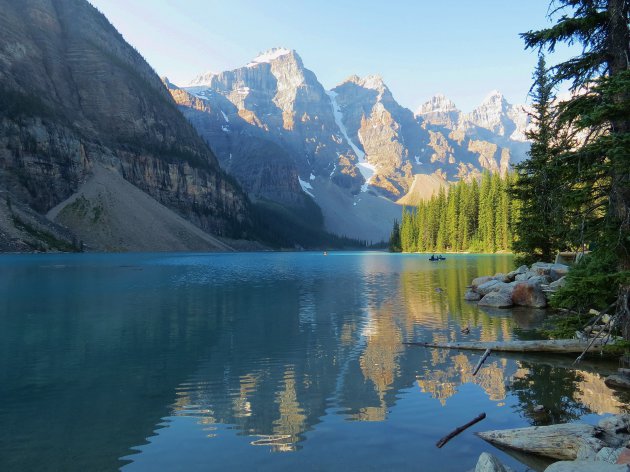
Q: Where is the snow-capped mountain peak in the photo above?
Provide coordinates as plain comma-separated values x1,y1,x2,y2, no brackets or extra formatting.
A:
417,94,459,115
246,47,293,67
188,70,216,87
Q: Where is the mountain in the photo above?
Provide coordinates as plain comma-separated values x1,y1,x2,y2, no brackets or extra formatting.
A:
173,49,532,242
175,49,400,242
0,0,251,252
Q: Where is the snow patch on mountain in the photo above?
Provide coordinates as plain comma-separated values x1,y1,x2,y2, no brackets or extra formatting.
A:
326,90,375,191
298,176,315,198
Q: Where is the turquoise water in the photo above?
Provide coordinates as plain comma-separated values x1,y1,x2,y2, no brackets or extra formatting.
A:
0,252,624,471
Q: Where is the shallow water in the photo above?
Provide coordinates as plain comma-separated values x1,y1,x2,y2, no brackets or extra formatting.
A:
0,252,625,471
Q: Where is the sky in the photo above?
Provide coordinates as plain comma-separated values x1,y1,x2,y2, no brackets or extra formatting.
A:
88,0,575,112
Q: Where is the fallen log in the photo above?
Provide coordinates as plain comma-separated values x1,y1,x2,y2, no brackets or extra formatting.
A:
476,423,604,460
436,412,486,448
403,338,613,353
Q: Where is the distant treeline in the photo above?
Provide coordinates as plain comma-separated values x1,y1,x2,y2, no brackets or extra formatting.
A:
390,172,515,253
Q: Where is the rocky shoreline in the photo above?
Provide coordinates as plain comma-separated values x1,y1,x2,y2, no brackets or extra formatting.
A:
471,414,630,471
465,262,570,309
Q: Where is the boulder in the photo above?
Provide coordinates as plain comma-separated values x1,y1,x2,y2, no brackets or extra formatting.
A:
516,271,537,281
493,273,511,283
478,291,514,308
596,447,624,464
477,280,501,295
465,290,482,301
576,444,599,461
475,452,514,472
550,264,570,281
512,281,548,308
605,375,630,390
597,414,630,434
515,265,529,274
544,461,629,471
472,276,494,289
528,275,553,287
532,262,553,275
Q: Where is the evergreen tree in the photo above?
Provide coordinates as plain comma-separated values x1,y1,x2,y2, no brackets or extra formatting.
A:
510,55,568,263
391,174,514,254
522,0,630,334
389,219,401,252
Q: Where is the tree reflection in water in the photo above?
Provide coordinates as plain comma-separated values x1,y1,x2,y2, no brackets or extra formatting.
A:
508,362,589,426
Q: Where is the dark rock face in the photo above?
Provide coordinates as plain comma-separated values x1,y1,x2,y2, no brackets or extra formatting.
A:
167,81,308,209
0,0,249,247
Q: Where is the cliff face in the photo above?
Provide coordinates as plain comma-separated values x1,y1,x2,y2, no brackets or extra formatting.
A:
175,48,532,241
0,0,249,250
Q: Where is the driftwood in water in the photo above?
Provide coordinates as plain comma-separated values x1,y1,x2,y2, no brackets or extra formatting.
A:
472,348,491,376
476,423,604,460
436,412,486,448
404,338,612,353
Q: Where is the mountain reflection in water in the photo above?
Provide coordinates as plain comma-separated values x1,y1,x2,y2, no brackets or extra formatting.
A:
0,252,625,472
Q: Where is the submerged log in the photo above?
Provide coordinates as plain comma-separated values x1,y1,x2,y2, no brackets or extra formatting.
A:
436,412,486,448
472,349,492,376
404,338,612,353
476,423,604,460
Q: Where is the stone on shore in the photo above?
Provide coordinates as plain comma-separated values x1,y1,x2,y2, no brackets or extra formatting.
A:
478,291,514,308
472,276,494,289
544,460,629,471
605,375,630,390
596,447,625,464
532,262,553,276
598,415,630,448
465,290,482,301
477,280,512,296
550,264,570,281
474,452,514,472
512,281,548,308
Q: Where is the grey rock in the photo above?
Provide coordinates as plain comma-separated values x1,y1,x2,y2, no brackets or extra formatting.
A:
477,280,502,295
465,290,482,301
528,275,553,287
576,444,599,461
532,262,553,275
493,273,511,283
606,375,630,390
478,291,514,308
598,414,630,433
596,447,624,464
472,276,495,289
544,461,629,471
474,452,514,472
515,265,529,274
550,264,570,281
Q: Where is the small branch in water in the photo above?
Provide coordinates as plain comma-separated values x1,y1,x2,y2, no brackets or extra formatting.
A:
472,349,491,376
436,413,486,448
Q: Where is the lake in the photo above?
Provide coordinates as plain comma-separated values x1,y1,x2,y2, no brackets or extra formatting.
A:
0,252,625,471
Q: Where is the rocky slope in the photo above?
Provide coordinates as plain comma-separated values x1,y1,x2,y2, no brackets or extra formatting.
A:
0,0,250,251
174,49,531,241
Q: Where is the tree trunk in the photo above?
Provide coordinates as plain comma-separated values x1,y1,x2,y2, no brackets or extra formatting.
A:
607,0,630,338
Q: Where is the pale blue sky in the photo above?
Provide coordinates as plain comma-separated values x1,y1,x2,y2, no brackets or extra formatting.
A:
88,0,572,111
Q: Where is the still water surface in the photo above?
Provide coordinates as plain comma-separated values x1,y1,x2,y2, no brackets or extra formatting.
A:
0,252,626,471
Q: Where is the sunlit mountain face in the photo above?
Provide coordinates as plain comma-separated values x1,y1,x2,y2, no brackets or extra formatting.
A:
168,49,531,242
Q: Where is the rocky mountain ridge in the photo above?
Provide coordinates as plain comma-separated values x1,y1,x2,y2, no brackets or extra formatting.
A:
0,0,250,252
172,49,531,240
